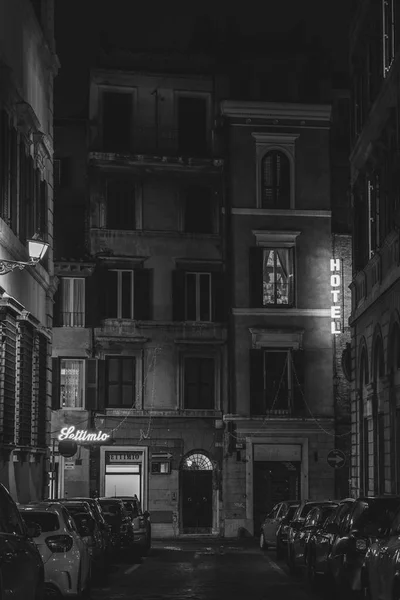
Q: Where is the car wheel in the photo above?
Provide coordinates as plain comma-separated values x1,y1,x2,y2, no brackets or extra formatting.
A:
260,532,268,551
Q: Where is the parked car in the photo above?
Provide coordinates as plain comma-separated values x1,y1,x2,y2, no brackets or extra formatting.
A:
115,495,151,556
20,501,91,599
259,500,299,551
289,502,338,575
98,498,135,554
305,498,355,588
286,500,338,575
275,503,300,560
59,497,111,557
57,499,106,574
329,495,400,599
0,484,44,600
362,502,400,600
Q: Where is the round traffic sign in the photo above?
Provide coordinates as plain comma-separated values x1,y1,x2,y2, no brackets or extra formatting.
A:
327,449,346,469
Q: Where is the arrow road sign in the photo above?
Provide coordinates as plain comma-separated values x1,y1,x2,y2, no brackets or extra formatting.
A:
327,449,346,469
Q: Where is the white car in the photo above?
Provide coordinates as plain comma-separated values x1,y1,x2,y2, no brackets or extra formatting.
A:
20,502,91,598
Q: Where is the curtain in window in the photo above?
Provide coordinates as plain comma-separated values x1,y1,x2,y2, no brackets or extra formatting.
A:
262,249,293,305
61,359,84,408
74,279,85,326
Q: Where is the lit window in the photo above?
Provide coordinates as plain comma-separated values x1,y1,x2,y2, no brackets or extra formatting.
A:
262,248,294,306
60,359,85,409
61,278,85,327
185,273,211,321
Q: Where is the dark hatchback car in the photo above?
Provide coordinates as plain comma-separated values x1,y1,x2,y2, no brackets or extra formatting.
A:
66,497,112,555
329,496,400,598
0,483,44,600
286,500,337,575
290,502,338,575
115,496,151,556
57,499,106,571
98,498,135,554
304,497,355,588
275,503,300,559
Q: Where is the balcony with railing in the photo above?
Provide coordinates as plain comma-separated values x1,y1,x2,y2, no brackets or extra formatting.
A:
88,126,225,171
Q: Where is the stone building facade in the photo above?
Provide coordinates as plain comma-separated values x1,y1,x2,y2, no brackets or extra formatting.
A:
50,52,228,537
349,0,400,496
220,100,342,537
0,0,58,501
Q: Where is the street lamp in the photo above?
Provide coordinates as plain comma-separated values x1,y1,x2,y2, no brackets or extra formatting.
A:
0,233,49,275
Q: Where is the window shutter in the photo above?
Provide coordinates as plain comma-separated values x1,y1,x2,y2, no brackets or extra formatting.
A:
134,269,152,320
86,359,97,411
97,359,106,411
85,272,96,328
249,349,265,415
51,357,60,410
100,269,117,319
172,269,185,321
212,271,225,322
52,287,61,327
249,247,264,308
292,349,305,413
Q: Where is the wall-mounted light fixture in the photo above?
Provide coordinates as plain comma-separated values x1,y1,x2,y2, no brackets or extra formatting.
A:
0,232,49,275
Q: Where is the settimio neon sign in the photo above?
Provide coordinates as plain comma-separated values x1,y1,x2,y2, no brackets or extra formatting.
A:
330,258,342,335
58,426,110,442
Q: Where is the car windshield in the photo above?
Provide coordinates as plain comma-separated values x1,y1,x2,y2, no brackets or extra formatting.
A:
352,499,400,534
22,511,59,532
285,505,299,520
99,502,123,520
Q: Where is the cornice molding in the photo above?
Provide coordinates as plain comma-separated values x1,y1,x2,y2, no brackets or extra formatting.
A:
252,132,300,145
220,101,332,122
252,229,301,246
231,208,331,218
233,308,330,317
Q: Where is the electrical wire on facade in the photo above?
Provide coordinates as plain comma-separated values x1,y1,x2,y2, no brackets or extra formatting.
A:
224,350,352,442
139,346,160,441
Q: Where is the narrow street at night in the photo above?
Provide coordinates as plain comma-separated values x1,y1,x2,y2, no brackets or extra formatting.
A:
92,539,315,600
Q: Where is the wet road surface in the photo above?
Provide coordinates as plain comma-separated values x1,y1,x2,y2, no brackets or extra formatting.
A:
91,538,317,600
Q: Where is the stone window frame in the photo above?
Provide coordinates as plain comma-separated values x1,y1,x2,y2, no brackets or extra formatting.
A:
252,132,299,210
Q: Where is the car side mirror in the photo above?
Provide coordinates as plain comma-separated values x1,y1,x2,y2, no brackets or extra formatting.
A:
143,511,150,519
26,523,41,538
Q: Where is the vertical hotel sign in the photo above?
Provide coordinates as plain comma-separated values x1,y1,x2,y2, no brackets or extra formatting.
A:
330,258,342,335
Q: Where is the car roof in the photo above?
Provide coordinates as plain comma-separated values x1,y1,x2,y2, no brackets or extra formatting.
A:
20,502,65,513
98,497,124,502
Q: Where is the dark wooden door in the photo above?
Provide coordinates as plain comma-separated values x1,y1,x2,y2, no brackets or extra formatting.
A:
181,470,213,532
253,461,300,535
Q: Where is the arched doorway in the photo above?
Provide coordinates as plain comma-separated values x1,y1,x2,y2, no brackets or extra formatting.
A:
180,451,213,534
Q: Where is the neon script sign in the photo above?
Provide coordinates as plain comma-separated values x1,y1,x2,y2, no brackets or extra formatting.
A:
58,426,110,443
330,258,342,335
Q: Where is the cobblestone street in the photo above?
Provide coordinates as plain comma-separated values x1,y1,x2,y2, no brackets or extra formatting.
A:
91,538,317,600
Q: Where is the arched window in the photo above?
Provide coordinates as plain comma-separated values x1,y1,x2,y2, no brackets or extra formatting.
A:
261,150,290,209
181,452,213,471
